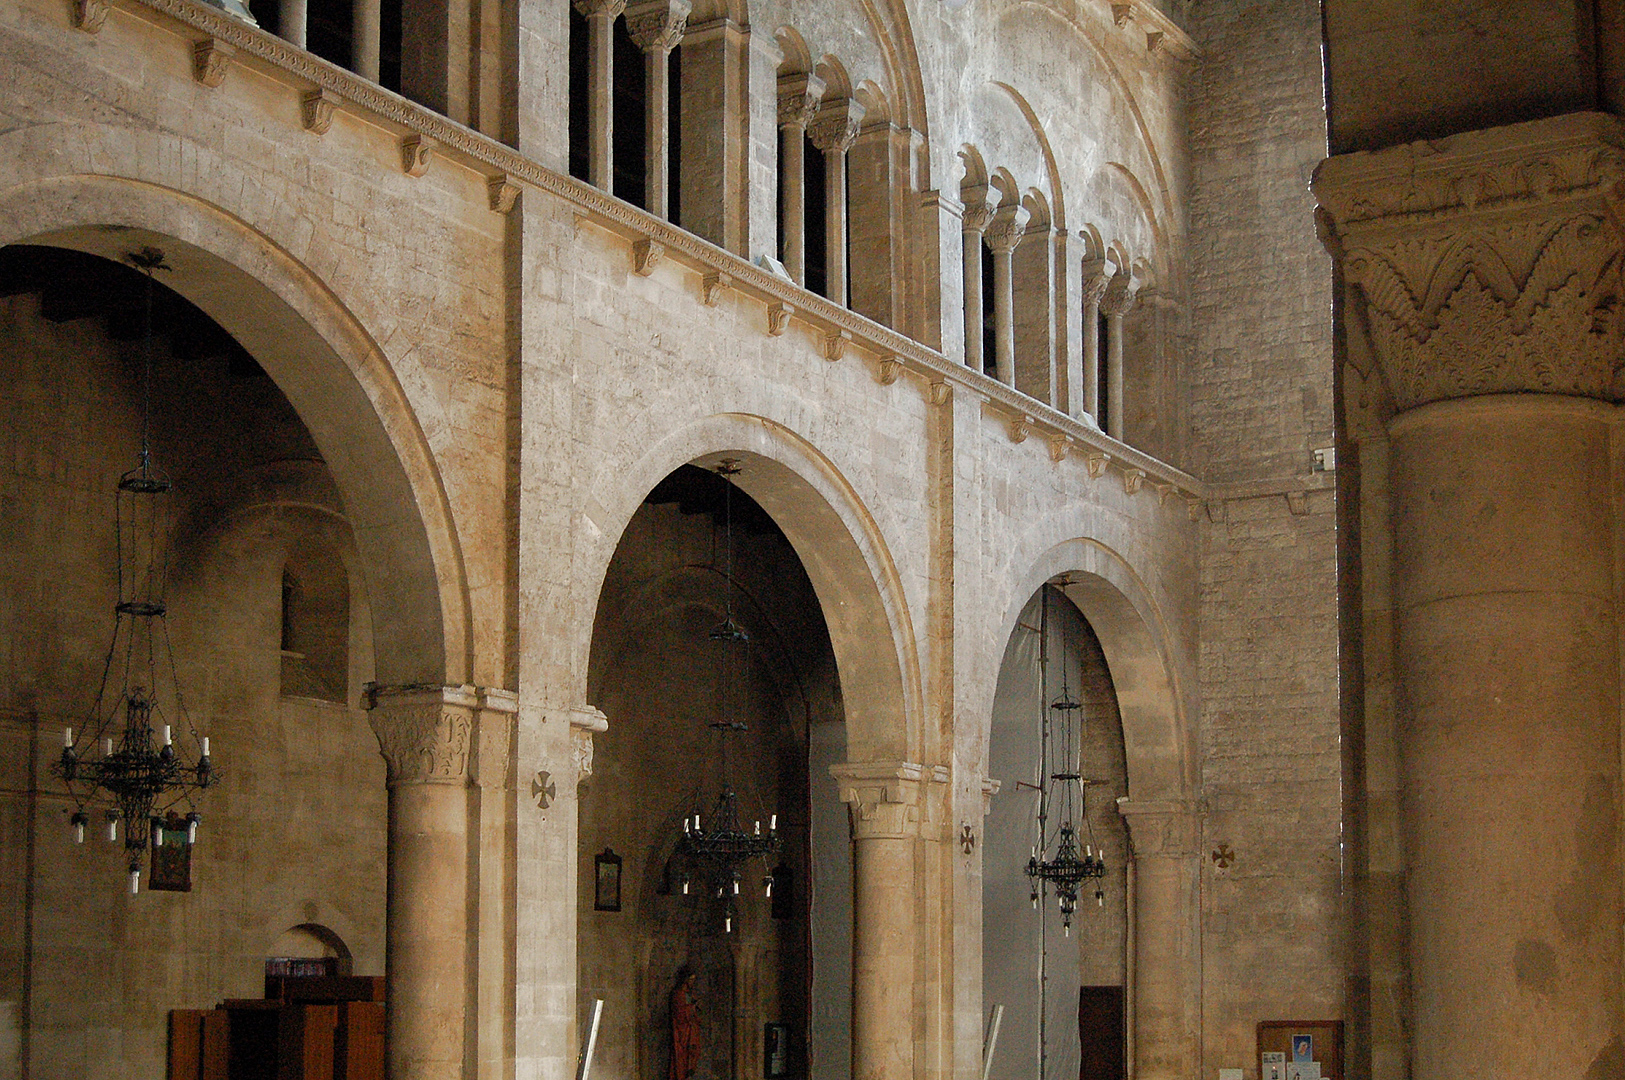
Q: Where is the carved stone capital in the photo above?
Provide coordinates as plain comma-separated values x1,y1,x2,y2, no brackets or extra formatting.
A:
301,88,339,134
1100,269,1136,317
776,72,825,130
572,0,627,18
192,38,235,87
570,705,607,783
1314,111,1625,411
632,237,664,276
831,761,928,840
625,0,690,54
984,203,1030,256
1116,798,1201,859
72,0,110,33
962,201,996,235
808,98,866,155
487,174,520,214
401,134,435,177
366,684,482,786
1081,259,1111,306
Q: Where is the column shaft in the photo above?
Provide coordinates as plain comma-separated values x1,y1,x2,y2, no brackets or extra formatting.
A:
961,204,991,372
1080,269,1107,423
1104,310,1125,436
626,1,688,219
824,147,849,306
576,1,625,190
352,0,381,80
991,245,1015,387
852,832,915,1080
776,73,823,285
280,0,308,48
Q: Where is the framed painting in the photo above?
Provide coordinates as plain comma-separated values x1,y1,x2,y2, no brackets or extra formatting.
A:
149,812,193,892
594,848,622,912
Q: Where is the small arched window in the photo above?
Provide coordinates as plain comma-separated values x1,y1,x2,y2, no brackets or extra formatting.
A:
279,547,350,704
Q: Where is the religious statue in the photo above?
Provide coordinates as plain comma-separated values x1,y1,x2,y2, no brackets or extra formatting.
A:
670,968,701,1080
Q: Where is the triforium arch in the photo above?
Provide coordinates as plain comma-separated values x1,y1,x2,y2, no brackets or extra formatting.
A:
987,534,1200,1079
0,173,469,687
578,412,920,763
0,173,495,1080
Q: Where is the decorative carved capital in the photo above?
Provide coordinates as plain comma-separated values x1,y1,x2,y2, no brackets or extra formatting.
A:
1314,112,1625,410
1117,797,1201,859
832,761,929,840
366,684,481,786
625,0,690,54
1081,260,1111,306
572,0,627,18
72,0,110,33
192,38,235,87
301,88,339,134
984,203,1030,256
808,98,865,155
401,134,435,177
570,706,607,783
776,72,825,130
962,201,995,234
1100,269,1136,317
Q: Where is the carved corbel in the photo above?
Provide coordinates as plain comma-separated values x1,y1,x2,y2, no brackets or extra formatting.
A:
1049,434,1074,463
767,302,793,336
701,271,731,306
192,38,235,87
632,238,664,276
1085,452,1110,479
488,174,521,214
1146,30,1165,53
401,134,435,177
876,356,903,385
930,381,952,405
1285,490,1309,516
1009,416,1032,443
301,88,339,134
1187,498,1205,521
570,705,608,787
625,0,691,55
822,329,849,362
1111,3,1133,27
72,0,110,33
1122,468,1146,495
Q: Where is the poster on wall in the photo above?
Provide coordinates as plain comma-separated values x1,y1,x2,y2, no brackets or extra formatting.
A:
594,848,622,911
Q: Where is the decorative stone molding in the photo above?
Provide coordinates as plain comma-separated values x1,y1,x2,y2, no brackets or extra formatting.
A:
72,0,110,33
625,0,690,53
984,204,1030,256
701,271,730,306
300,88,338,134
401,134,434,177
831,761,928,841
1314,112,1625,410
471,688,518,788
1117,797,1201,859
1085,452,1110,479
1009,415,1031,443
930,381,952,405
1122,468,1146,495
632,237,664,275
1111,3,1132,25
192,38,234,86
569,705,607,784
766,301,792,336
980,776,1002,817
876,356,902,385
487,174,520,214
962,200,995,235
365,684,481,787
808,98,865,155
776,71,825,130
1049,433,1074,462
822,329,849,361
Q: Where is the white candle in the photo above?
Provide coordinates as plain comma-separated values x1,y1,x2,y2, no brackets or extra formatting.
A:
201,737,210,757
74,819,85,844
107,816,118,843
187,819,197,844
724,915,732,933
769,814,777,831
754,820,760,836
63,727,73,748
103,737,114,757
162,725,171,746
765,879,773,898
128,868,140,895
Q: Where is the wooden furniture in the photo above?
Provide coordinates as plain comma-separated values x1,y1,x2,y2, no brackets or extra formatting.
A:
168,975,385,1080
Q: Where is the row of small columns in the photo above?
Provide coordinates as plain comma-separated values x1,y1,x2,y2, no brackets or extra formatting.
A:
778,73,865,305
274,0,382,79
962,194,1137,436
574,0,693,217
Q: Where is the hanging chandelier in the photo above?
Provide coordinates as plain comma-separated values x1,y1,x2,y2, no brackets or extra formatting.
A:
668,460,779,933
1025,582,1105,935
52,247,218,895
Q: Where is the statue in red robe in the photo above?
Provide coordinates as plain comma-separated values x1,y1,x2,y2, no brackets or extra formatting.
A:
670,969,701,1080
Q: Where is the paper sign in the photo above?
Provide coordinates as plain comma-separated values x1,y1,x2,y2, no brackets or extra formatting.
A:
1261,1051,1286,1080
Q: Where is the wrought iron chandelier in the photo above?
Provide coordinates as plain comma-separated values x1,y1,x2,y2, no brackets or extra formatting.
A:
52,247,218,894
668,460,779,933
1025,582,1105,936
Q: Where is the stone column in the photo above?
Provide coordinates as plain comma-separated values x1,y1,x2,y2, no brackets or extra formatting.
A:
1079,259,1108,423
574,0,627,190
279,0,307,47
1314,111,1625,1080
983,202,1029,388
1099,269,1134,439
776,72,824,286
1117,799,1202,1080
960,194,993,372
832,762,924,1080
625,0,689,219
809,97,865,308
401,0,472,121
352,0,381,80
366,684,484,1080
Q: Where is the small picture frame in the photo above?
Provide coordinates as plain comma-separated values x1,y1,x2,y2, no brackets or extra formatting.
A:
149,812,193,892
1257,1021,1343,1080
594,848,622,912
764,1022,791,1078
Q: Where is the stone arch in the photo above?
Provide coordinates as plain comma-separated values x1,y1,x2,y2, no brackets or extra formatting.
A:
579,413,920,764
991,536,1191,802
0,173,468,686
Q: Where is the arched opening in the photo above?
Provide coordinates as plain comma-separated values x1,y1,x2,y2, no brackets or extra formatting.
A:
579,463,850,1080
984,582,1130,1080
268,923,356,979
1013,190,1056,405
0,240,393,1074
